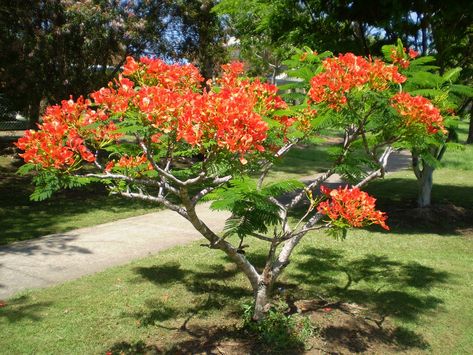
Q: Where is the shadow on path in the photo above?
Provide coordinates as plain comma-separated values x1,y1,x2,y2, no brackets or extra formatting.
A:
0,234,92,257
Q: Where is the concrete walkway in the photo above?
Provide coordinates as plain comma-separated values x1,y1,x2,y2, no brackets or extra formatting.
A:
0,151,410,300
0,204,231,299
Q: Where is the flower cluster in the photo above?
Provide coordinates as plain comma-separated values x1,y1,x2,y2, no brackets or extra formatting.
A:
317,185,389,230
16,97,102,169
391,92,446,134
105,155,151,172
308,53,406,110
390,47,419,69
123,56,204,90
16,58,292,170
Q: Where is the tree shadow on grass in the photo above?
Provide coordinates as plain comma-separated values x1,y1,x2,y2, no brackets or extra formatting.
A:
128,261,249,326
285,247,451,351
105,326,269,355
115,261,273,353
117,247,451,353
365,178,473,236
290,247,450,322
0,295,52,323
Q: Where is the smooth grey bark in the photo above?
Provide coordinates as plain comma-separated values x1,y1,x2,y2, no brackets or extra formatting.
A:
417,163,434,208
253,272,271,321
412,152,436,208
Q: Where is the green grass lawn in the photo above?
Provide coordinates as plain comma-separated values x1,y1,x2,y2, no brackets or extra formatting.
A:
0,153,160,245
1,222,471,353
1,136,473,353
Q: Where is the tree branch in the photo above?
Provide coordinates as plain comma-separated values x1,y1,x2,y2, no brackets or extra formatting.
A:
81,173,179,195
136,136,185,186
285,169,334,209
355,146,393,187
258,139,299,189
249,232,274,242
191,175,232,205
272,146,394,279
179,186,260,290
113,190,187,217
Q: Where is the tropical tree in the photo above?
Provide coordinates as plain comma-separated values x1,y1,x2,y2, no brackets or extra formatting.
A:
171,0,229,80
16,51,444,320
381,41,473,207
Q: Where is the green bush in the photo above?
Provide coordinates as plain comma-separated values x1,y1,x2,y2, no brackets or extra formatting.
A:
241,300,314,351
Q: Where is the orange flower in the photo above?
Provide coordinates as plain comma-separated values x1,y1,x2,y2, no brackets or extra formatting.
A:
308,53,406,110
16,57,295,169
391,92,446,134
318,185,389,230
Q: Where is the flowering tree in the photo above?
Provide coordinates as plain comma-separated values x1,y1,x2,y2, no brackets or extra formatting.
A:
382,40,473,207
16,52,444,320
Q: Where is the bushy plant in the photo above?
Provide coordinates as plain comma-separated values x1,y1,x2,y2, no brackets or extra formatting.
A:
242,300,314,350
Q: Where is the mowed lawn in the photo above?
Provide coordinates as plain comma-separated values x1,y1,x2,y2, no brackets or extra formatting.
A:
1,126,473,353
0,152,160,245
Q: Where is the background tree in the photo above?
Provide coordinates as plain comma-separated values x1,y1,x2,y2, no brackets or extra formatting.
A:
0,0,230,125
0,0,164,125
172,0,228,80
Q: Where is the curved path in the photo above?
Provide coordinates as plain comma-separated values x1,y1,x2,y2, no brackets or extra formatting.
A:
0,151,410,299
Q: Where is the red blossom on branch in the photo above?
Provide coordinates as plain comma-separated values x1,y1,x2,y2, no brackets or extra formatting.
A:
16,58,294,170
391,92,446,134
308,53,406,110
390,47,419,69
317,185,389,230
15,97,99,168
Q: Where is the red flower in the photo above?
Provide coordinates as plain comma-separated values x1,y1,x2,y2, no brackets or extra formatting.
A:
308,53,406,110
16,57,294,169
317,186,389,230
391,92,446,134
123,56,140,76
408,48,419,59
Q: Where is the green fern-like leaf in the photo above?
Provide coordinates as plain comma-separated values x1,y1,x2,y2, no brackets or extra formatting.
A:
450,84,473,97
408,89,444,98
442,68,462,82
408,72,445,87
208,178,304,238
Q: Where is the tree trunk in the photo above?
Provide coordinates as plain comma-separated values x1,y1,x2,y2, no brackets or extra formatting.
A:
27,98,41,129
417,163,434,208
467,116,473,144
253,279,270,321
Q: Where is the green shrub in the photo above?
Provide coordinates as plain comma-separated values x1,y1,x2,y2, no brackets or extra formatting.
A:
241,300,314,351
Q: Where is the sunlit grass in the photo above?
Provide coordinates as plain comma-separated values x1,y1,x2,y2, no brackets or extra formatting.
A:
1,154,473,353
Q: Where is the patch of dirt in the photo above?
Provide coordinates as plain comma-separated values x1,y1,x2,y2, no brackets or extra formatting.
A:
111,298,429,354
289,297,431,353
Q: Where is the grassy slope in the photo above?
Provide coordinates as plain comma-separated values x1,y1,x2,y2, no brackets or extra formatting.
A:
1,133,473,353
